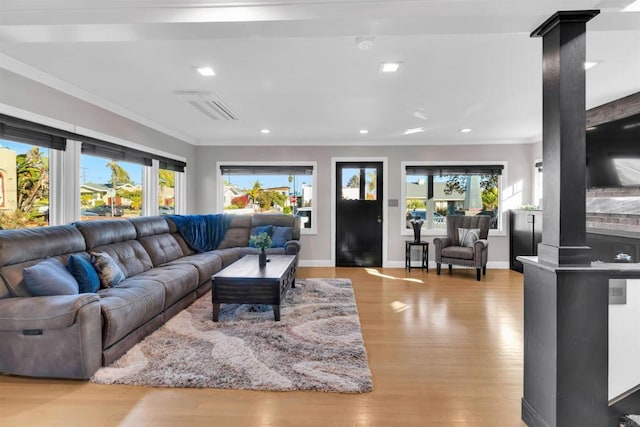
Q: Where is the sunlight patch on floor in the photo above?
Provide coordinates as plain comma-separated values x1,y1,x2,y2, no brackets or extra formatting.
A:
364,268,424,284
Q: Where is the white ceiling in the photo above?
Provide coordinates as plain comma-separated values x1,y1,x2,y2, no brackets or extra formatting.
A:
0,0,639,146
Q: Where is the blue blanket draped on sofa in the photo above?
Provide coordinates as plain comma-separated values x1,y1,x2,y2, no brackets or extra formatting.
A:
167,214,231,252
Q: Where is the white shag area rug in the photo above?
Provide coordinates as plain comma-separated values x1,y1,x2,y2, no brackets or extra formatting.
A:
91,278,373,393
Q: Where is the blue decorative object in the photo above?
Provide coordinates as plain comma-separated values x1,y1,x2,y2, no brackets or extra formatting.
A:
67,254,100,293
168,214,231,252
23,258,79,296
249,225,273,247
91,252,125,288
271,226,293,248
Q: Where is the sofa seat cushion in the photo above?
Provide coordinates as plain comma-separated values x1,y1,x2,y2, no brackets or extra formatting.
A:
133,264,199,309
165,253,223,285
0,294,99,331
98,280,165,348
441,246,474,260
211,248,242,267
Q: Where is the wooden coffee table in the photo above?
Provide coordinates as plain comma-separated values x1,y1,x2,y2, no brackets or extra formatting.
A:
211,254,296,322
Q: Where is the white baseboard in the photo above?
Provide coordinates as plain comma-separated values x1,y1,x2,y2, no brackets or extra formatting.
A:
299,260,511,269
298,259,334,267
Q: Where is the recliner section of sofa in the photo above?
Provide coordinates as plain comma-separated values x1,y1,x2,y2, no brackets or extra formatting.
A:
0,214,301,379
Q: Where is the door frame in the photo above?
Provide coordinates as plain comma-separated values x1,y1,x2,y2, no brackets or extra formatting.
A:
331,157,389,267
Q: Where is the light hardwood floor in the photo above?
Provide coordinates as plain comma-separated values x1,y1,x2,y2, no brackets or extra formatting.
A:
0,267,526,427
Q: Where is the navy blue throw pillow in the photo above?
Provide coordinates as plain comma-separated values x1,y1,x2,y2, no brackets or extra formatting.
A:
67,254,101,293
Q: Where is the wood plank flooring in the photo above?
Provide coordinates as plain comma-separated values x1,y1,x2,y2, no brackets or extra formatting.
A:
0,267,526,426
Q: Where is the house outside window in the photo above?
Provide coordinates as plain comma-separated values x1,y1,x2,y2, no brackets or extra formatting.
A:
217,162,317,234
402,162,504,234
0,140,50,229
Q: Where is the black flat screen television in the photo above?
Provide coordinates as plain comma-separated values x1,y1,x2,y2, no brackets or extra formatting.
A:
586,112,640,188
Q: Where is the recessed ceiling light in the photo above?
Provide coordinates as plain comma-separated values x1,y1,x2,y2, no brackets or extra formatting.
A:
404,127,424,135
380,62,401,73
586,126,598,131
196,67,216,76
584,61,598,70
459,128,472,133
359,129,369,134
623,0,640,11
260,129,270,134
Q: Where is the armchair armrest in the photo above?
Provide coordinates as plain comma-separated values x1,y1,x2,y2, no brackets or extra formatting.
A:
433,236,452,249
474,239,489,250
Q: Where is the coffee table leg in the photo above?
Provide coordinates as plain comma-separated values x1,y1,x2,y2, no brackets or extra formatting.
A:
213,303,220,322
273,305,280,321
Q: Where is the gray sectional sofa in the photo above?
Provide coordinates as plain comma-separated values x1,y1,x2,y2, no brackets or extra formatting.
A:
0,213,301,379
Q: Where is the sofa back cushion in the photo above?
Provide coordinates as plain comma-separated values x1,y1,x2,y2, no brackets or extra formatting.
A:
91,241,153,278
129,216,185,266
0,225,86,298
217,215,251,249
251,214,301,240
74,219,137,250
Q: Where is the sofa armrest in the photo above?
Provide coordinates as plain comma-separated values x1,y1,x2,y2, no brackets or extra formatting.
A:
0,294,99,331
284,240,301,256
0,294,103,379
474,239,489,250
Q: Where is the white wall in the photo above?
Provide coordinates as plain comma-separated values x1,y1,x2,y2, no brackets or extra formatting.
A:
193,143,537,266
609,278,640,400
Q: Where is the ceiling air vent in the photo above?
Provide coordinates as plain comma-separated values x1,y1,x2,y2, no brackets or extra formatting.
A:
173,91,238,121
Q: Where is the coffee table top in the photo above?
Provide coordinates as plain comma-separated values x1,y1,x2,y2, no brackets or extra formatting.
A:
213,254,296,280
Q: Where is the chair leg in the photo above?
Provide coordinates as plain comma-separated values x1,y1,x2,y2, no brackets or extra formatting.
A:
436,263,441,275
483,265,487,275
448,264,452,274
476,268,481,281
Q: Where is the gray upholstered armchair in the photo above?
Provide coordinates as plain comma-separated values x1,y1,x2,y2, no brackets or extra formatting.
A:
433,215,490,281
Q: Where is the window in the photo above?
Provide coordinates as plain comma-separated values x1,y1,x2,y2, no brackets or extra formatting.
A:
0,139,51,229
534,160,543,208
158,166,175,215
218,162,317,234
80,154,143,219
402,162,504,233
341,167,378,200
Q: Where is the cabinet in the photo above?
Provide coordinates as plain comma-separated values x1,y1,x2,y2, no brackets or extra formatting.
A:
509,209,543,272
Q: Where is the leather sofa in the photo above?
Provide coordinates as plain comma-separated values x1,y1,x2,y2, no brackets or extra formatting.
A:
0,213,301,379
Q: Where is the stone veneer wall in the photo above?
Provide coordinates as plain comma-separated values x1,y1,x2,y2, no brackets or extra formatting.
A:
586,187,640,233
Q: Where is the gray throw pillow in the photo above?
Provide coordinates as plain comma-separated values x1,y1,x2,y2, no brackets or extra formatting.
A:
91,252,125,288
458,228,480,248
23,258,79,296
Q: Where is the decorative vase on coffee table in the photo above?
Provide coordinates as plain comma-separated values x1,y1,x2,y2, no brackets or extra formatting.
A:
259,248,267,268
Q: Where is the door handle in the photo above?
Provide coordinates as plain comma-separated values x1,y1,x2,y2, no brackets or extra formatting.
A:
377,215,382,223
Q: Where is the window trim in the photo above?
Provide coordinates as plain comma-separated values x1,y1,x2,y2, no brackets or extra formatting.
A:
216,160,318,235
401,160,507,237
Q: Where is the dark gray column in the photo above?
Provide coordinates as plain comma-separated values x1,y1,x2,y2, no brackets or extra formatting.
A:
531,10,599,266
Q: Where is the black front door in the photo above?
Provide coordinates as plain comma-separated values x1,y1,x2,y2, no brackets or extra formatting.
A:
335,162,383,267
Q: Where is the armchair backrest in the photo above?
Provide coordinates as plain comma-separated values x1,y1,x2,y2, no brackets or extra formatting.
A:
446,215,491,244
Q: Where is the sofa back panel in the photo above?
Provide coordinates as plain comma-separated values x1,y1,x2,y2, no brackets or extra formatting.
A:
92,241,153,278
217,228,250,249
228,214,252,228
0,225,85,267
74,220,137,250
250,214,301,240
138,234,185,266
170,233,196,256
128,216,170,237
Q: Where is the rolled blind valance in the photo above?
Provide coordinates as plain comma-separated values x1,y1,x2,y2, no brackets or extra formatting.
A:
0,114,186,170
0,114,67,151
406,164,504,176
220,165,314,176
